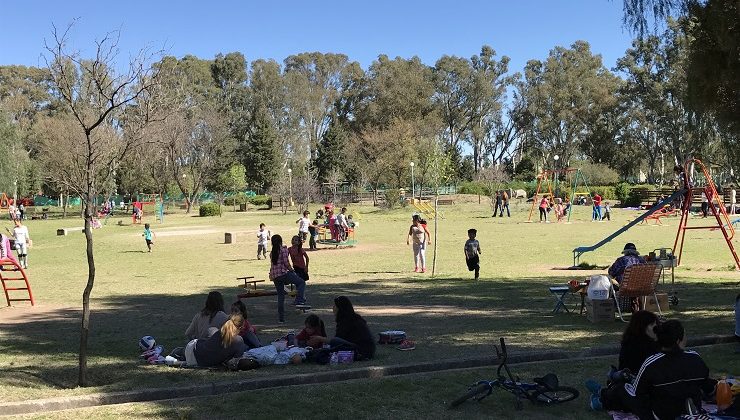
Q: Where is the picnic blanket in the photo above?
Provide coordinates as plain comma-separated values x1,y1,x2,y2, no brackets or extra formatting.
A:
608,403,718,420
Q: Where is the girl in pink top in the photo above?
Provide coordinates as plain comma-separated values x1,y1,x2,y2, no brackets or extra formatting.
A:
539,197,550,223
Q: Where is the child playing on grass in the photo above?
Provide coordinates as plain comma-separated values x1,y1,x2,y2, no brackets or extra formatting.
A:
308,220,319,250
296,210,311,243
604,202,612,221
230,300,261,349
464,228,482,279
142,223,155,253
295,314,327,347
11,219,31,268
289,235,310,281
256,223,270,260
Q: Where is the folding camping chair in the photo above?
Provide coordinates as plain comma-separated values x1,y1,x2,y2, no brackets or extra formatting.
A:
610,263,663,322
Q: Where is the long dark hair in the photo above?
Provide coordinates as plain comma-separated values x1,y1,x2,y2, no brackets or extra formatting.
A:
201,291,225,321
304,314,326,337
334,295,365,326
231,300,248,320
270,234,283,265
654,319,685,352
621,310,659,343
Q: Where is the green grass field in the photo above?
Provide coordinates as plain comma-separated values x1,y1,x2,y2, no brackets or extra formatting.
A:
1,198,738,417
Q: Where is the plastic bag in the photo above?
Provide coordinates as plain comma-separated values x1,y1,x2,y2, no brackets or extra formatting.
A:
587,275,611,300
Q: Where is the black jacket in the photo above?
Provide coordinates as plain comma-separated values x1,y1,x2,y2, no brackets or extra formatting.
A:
618,335,659,373
335,315,375,360
624,350,710,420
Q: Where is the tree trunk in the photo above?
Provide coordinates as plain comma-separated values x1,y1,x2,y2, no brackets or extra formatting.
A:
185,197,192,214
432,194,438,276
78,195,96,387
62,193,68,218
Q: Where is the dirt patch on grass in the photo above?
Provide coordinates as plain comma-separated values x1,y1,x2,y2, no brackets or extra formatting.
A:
0,304,79,325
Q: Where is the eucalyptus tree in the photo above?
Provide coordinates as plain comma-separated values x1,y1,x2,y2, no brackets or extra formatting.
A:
519,41,619,168
434,46,513,174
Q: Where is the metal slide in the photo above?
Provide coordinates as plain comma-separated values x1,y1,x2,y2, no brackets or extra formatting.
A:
572,189,686,266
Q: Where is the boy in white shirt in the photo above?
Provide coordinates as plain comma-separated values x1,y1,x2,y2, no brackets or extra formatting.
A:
296,210,311,243
12,220,30,268
256,223,270,260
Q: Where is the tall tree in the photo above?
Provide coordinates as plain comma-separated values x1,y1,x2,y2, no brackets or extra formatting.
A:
519,41,619,167
43,24,160,386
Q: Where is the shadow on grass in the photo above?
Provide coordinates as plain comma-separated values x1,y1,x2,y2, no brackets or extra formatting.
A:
0,275,736,402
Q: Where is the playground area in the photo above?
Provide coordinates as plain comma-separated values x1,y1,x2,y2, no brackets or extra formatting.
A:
0,199,738,417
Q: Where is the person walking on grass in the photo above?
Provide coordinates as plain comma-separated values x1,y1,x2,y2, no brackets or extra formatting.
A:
256,223,270,260
142,223,155,253
603,202,612,221
592,193,603,221
407,214,429,273
730,186,737,215
12,219,31,268
288,235,310,281
464,228,482,279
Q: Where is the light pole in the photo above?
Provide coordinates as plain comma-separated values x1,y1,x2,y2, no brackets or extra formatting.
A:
287,168,293,206
553,155,560,198
410,162,415,202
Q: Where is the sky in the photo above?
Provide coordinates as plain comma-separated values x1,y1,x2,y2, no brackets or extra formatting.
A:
0,0,637,74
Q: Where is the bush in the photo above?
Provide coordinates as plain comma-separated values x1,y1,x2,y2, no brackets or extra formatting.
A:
383,189,401,209
615,183,632,205
458,181,490,196
249,195,271,207
590,186,616,201
578,162,620,186
223,193,248,206
199,202,221,217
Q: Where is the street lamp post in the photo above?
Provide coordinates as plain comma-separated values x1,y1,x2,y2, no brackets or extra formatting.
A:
410,162,415,203
553,155,560,198
287,168,293,206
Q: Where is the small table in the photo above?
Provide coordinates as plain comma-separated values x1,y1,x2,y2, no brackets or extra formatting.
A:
548,286,572,313
549,283,589,314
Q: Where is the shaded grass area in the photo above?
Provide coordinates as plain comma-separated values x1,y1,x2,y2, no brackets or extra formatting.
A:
1,202,738,404
18,344,739,420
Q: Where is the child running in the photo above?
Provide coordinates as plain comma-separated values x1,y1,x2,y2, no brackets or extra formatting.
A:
256,223,271,260
295,314,327,347
464,228,482,279
289,235,310,281
142,223,155,253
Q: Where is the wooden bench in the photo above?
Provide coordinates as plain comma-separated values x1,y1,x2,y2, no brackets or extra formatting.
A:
57,227,84,236
437,199,455,205
236,276,296,299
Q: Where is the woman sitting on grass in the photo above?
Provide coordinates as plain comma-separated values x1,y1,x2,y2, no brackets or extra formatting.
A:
587,319,713,419
307,296,375,360
186,313,247,367
185,291,229,340
585,311,660,409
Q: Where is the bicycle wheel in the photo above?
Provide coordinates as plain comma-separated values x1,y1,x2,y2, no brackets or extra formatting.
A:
532,386,579,404
449,383,490,408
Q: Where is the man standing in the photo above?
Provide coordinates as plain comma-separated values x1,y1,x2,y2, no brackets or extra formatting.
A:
500,190,510,217
592,193,602,221
730,186,736,215
492,191,502,217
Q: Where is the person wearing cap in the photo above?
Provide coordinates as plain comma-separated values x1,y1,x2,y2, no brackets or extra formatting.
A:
608,243,645,285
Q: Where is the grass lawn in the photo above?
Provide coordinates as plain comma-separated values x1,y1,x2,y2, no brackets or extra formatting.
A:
1,198,738,414
18,344,739,420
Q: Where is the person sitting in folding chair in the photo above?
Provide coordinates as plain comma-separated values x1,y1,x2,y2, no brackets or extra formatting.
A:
608,243,646,313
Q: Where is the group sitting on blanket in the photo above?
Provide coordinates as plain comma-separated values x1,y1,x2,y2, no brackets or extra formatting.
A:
175,292,374,369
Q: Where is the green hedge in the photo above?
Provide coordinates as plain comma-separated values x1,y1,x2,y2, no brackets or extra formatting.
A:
249,195,271,207
458,181,489,196
199,202,221,217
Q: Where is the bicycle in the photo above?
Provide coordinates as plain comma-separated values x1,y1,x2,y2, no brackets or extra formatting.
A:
449,337,579,410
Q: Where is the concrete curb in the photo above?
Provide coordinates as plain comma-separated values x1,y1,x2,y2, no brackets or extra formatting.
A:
1,334,734,417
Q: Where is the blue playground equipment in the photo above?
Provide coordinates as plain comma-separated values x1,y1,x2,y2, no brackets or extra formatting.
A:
572,189,685,267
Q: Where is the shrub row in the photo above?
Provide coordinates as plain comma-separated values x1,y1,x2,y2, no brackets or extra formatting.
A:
199,202,221,217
